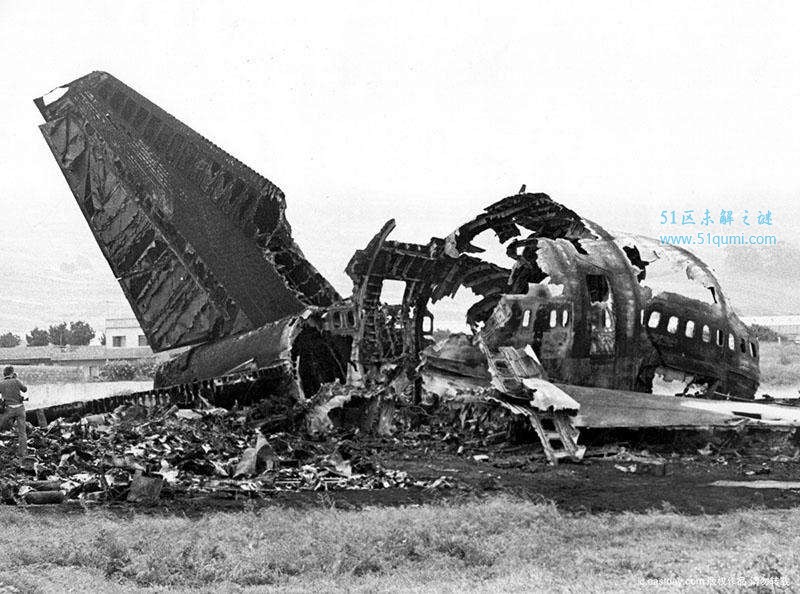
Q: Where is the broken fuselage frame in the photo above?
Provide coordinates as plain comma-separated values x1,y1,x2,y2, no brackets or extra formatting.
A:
347,194,760,401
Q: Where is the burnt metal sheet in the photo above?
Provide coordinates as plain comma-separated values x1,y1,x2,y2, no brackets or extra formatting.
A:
35,72,339,351
155,310,351,399
155,315,304,387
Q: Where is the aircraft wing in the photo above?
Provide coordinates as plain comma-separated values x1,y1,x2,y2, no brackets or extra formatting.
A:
558,384,753,428
420,337,776,428
35,72,339,351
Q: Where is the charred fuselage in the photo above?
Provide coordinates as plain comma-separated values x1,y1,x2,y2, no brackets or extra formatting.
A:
349,195,760,399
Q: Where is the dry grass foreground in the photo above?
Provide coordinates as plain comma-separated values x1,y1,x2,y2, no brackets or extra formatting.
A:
0,496,795,592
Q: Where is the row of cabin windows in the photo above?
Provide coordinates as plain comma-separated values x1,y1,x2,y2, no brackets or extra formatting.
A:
98,83,260,220
645,310,758,358
329,309,435,333
330,310,357,330
521,307,571,329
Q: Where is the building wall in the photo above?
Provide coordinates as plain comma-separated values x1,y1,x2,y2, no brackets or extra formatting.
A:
106,318,148,348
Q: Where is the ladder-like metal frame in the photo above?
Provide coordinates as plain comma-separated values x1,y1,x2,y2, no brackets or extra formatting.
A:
481,343,585,465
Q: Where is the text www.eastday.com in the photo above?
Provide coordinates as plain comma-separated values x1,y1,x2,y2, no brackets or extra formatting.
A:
659,233,777,247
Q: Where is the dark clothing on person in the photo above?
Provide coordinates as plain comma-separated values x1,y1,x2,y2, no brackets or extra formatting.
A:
0,376,28,458
0,377,27,406
0,406,27,458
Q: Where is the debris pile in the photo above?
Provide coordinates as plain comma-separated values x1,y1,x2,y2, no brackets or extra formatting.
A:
0,403,449,505
612,448,672,476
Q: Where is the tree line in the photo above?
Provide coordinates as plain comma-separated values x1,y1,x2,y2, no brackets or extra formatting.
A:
0,321,96,348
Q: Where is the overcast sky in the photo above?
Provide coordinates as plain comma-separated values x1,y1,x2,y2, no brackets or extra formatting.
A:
1,1,799,336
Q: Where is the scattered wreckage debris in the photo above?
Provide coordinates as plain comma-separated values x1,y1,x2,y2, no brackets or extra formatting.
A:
0,401,458,506
612,449,672,476
5,396,800,510
33,71,789,472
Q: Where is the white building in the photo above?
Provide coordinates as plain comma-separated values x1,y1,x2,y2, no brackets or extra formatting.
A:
105,318,148,348
740,316,800,342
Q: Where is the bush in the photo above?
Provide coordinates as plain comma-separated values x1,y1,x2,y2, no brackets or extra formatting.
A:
750,324,783,342
133,358,157,379
99,359,157,382
100,361,136,381
0,332,20,348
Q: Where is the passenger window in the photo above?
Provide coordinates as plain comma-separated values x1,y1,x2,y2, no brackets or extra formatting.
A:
346,311,356,327
716,329,724,347
667,316,679,334
728,334,735,351
647,311,661,329
522,310,531,328
739,338,746,354
750,342,758,358
702,325,711,343
549,309,557,328
332,312,342,329
562,309,569,326
685,320,695,338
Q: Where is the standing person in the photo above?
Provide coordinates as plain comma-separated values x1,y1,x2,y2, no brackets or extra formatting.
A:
0,366,28,459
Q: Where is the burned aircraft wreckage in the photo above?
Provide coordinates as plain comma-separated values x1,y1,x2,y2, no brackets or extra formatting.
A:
34,71,778,463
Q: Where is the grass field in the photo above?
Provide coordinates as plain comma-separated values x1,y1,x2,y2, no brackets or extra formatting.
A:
0,497,796,592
